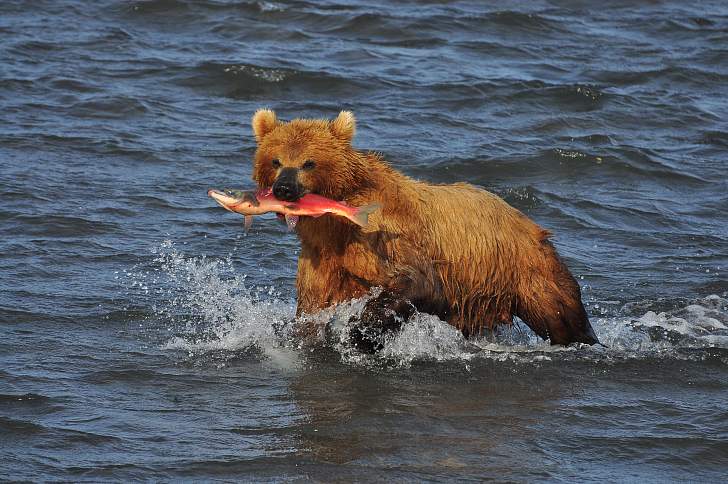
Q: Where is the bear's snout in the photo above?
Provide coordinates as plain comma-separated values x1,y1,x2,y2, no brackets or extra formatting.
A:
272,167,305,202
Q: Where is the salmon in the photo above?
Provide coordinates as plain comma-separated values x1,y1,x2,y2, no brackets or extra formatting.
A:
208,188,381,230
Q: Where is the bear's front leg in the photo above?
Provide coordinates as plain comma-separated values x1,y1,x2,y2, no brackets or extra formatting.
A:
347,260,446,353
349,289,416,353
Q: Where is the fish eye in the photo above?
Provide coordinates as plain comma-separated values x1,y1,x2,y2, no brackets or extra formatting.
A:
271,159,281,168
302,160,316,170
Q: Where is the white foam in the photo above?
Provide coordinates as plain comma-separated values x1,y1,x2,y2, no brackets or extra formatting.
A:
620,295,728,350
223,64,287,82
257,1,284,12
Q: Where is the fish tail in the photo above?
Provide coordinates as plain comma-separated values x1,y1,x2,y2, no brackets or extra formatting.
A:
351,202,382,227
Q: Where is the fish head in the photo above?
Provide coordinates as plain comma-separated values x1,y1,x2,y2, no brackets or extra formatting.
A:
208,189,260,214
250,109,363,201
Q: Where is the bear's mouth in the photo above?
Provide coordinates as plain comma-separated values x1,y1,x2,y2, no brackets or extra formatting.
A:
271,167,308,202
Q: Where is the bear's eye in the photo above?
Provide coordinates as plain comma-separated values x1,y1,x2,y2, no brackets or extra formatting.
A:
271,159,281,169
302,160,316,170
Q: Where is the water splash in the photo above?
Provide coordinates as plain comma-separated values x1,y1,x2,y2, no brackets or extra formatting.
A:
608,294,728,352
126,240,297,366
127,242,728,368
325,294,728,367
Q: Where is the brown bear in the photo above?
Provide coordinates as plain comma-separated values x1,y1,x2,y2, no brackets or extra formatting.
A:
251,109,599,352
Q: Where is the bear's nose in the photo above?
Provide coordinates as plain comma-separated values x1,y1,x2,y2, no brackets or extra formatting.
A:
272,168,303,202
273,181,299,201
272,167,304,201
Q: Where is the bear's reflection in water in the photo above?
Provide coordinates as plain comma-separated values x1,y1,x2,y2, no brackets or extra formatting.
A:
286,353,577,479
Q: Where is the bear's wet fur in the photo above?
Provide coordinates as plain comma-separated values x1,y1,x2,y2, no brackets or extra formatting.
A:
251,109,599,351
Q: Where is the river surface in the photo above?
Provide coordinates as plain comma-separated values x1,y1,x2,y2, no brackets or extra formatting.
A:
2,0,728,481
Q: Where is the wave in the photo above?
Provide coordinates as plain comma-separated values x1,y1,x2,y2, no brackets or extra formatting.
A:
584,65,728,89
0,393,64,417
700,130,728,148
411,144,710,188
3,214,121,237
67,96,150,119
0,416,121,446
0,416,47,436
123,0,298,16
0,392,54,405
172,61,372,99
125,0,194,15
476,10,569,34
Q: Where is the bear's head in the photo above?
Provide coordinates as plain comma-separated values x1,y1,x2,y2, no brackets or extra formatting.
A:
250,109,367,201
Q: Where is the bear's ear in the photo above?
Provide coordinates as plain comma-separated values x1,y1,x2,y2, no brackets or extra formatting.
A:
252,108,278,143
330,110,356,142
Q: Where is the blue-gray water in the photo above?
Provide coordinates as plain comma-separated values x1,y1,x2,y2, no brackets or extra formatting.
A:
2,0,728,481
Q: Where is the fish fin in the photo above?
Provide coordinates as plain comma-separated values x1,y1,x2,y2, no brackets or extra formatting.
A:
285,214,299,231
351,202,382,227
244,215,253,231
